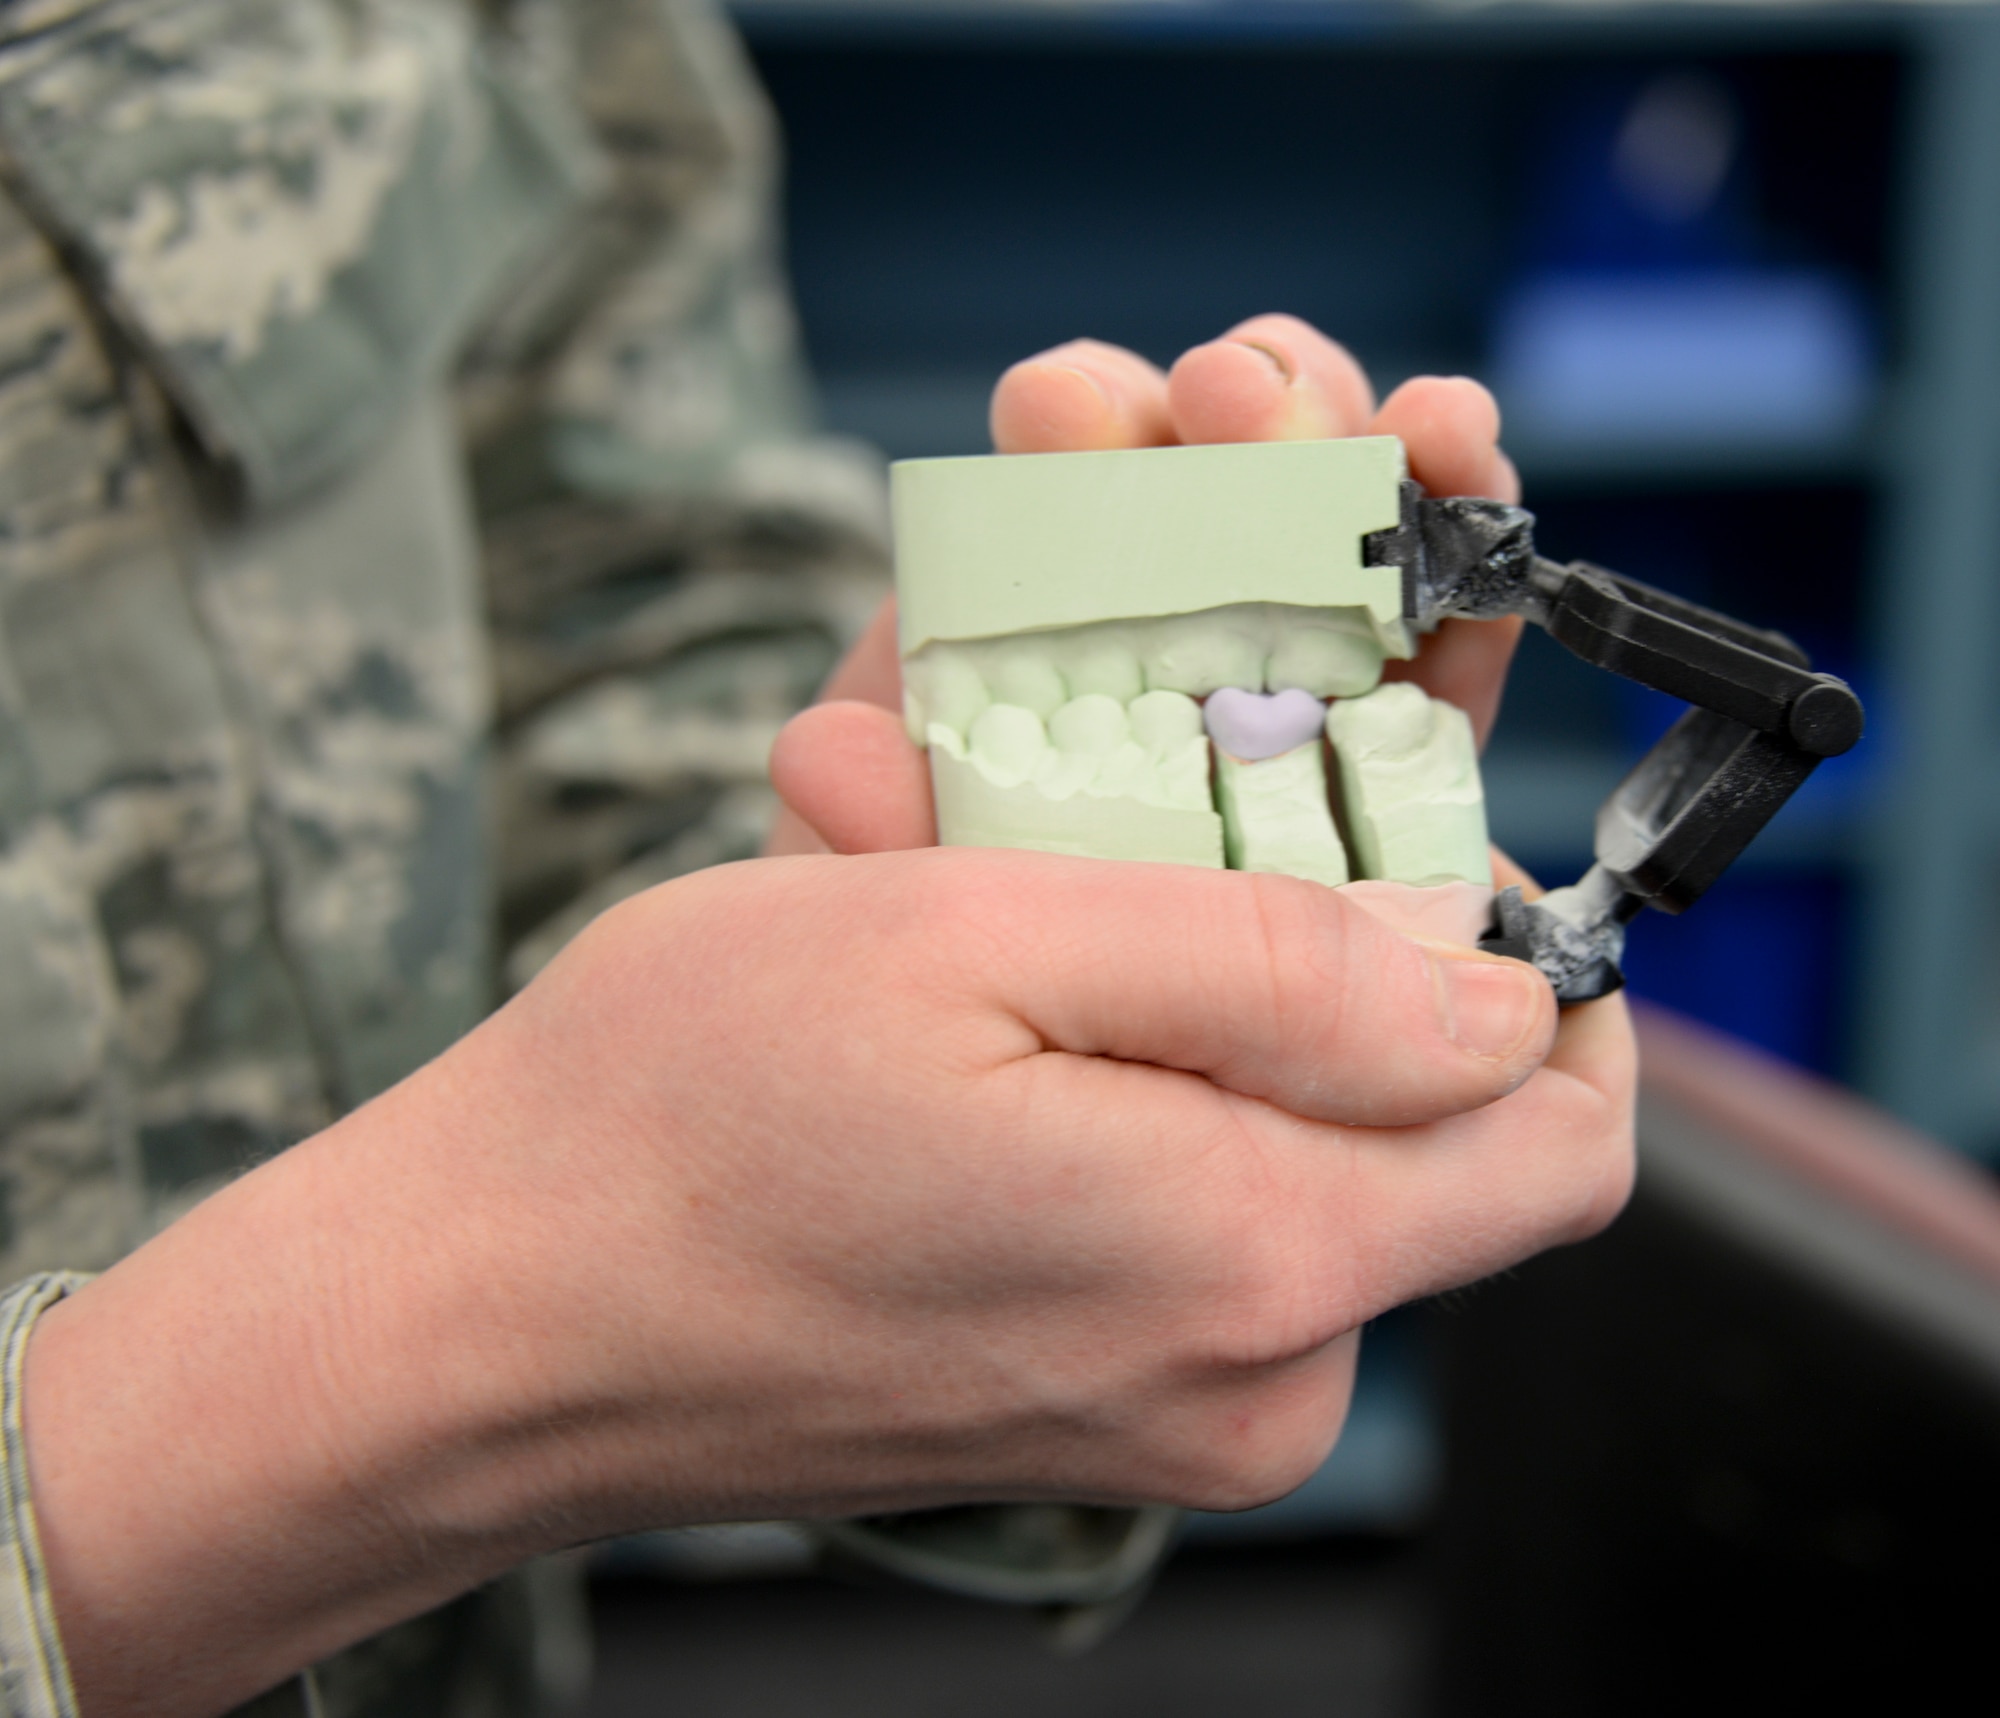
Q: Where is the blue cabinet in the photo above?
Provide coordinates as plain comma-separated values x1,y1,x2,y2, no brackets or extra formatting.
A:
732,0,2000,1155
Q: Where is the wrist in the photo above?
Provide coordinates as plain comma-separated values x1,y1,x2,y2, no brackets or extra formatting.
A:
18,1023,615,1717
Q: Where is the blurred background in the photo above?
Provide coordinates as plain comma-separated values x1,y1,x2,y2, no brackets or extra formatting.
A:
583,2,2000,1712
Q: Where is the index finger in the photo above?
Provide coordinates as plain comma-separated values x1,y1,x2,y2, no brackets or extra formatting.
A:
1165,314,1377,444
1370,377,1525,744
1371,374,1518,504
1346,983,1636,1293
1293,840,1636,1311
1180,978,1635,1352
990,339,1175,453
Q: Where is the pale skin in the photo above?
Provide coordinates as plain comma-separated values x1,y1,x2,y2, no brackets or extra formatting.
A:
770,316,1528,852
24,316,1634,1718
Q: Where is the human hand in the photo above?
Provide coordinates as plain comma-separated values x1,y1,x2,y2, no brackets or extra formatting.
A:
770,314,1524,856
756,318,1638,1509
26,843,1627,1718
468,848,1620,1521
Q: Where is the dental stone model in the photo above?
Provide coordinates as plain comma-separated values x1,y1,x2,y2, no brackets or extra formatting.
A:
893,433,1863,999
896,437,1494,939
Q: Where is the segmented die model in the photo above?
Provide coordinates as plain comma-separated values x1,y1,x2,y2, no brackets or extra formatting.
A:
894,436,1863,1001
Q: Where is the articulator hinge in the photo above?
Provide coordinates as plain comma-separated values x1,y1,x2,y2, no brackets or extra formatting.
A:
1365,481,1864,1004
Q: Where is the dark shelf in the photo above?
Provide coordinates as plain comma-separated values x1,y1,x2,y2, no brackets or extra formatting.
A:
1508,425,1878,491
746,0,2000,1149
732,0,1929,54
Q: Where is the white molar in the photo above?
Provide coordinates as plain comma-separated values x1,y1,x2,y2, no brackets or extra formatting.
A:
1062,634,1147,703
966,701,1047,786
1047,692,1130,754
903,643,990,741
986,646,1068,716
1136,611,1268,696
1203,686,1328,760
1268,618,1385,699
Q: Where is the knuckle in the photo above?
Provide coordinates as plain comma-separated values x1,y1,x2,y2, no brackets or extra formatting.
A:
1184,1199,1337,1371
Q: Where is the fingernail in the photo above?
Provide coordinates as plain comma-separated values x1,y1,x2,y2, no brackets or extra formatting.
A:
1236,339,1296,383
1053,361,1112,403
1432,951,1546,1060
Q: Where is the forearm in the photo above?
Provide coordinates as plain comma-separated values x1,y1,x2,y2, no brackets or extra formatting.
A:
9,845,1629,1718
18,1048,593,1718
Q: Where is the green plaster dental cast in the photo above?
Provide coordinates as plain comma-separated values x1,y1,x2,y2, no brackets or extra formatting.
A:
1325,683,1490,887
893,437,1494,936
1214,743,1350,886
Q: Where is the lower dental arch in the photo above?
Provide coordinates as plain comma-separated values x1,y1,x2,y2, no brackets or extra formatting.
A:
904,602,1494,912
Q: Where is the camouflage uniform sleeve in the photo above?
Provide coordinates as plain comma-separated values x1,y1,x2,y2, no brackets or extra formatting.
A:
0,1271,89,1718
455,0,889,984
0,9,596,1709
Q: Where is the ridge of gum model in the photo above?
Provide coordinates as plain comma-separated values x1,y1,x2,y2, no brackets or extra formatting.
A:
926,688,1223,866
1213,743,1351,886
893,438,1495,940
1325,682,1490,887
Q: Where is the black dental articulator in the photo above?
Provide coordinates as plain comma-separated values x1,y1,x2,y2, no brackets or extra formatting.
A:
1365,486,1866,1004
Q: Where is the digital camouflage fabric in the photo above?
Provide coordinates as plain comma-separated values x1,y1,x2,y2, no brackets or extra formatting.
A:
0,0,885,1712
0,1275,87,1718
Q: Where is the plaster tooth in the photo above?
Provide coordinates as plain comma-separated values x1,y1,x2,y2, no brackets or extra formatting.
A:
1214,742,1351,886
1325,682,1489,885
1049,693,1131,755
987,648,1068,716
1338,679,1431,756
1062,634,1145,703
1268,624,1385,699
905,644,991,740
967,702,1049,787
1139,613,1267,696
1127,688,1204,750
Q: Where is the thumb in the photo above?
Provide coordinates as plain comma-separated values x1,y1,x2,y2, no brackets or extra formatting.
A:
955,851,1557,1128
770,701,937,854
